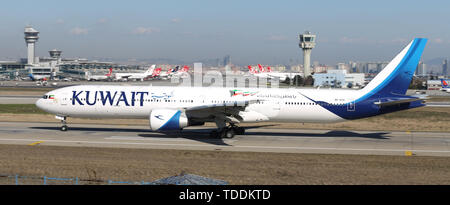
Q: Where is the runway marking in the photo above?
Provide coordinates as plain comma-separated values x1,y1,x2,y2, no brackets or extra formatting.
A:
107,136,237,143
28,141,44,146
1,138,450,155
405,150,414,156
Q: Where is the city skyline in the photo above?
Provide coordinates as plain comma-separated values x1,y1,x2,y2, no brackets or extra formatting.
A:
0,0,449,65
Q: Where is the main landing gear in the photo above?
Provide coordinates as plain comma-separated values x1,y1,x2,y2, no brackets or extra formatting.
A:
210,124,245,139
56,116,68,131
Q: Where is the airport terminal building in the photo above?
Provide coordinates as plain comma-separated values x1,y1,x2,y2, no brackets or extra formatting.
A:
313,69,365,88
0,26,142,80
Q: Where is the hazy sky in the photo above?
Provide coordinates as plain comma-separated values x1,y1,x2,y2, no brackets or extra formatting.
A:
0,0,449,65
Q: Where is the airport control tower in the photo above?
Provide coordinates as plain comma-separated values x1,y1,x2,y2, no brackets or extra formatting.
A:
24,26,39,65
299,31,316,77
49,49,63,65
49,49,62,59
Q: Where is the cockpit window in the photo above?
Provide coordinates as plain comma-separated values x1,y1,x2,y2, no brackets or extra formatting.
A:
43,95,48,99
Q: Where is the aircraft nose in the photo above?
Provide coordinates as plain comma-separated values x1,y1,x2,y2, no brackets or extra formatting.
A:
35,99,45,110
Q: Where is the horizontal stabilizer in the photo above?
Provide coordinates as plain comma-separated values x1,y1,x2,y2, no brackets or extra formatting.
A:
374,96,426,107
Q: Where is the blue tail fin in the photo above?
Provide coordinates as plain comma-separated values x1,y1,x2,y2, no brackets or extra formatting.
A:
361,38,427,98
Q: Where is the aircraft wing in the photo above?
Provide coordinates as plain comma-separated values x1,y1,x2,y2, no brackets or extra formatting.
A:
184,99,259,123
185,99,258,112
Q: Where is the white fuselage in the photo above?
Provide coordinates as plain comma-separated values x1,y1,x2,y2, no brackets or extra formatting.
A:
36,85,359,123
115,72,150,81
87,75,109,81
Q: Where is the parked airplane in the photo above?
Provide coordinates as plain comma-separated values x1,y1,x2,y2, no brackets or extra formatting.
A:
169,65,190,79
158,66,176,80
248,64,299,82
114,65,156,81
28,73,49,81
86,68,113,81
159,65,190,80
440,79,450,93
28,74,50,86
36,38,427,138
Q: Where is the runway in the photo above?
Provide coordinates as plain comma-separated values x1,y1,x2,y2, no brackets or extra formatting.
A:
0,96,40,104
0,121,449,157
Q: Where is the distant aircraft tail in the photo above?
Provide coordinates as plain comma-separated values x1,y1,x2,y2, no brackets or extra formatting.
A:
258,64,264,72
28,74,35,81
172,66,180,73
105,68,113,77
248,65,255,74
145,65,156,74
181,65,189,72
248,65,260,74
257,64,271,73
441,79,449,88
152,68,162,77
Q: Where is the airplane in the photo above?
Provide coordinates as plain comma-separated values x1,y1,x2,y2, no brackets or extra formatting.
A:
169,65,190,79
440,79,450,93
155,66,178,80
28,74,50,86
114,65,156,81
86,68,113,81
159,65,190,80
28,73,49,81
248,64,299,82
36,38,427,139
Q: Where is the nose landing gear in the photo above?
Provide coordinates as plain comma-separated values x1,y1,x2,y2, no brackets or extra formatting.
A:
56,115,68,131
61,124,68,131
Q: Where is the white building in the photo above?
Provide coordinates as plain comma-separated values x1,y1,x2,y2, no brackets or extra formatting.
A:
336,63,351,73
427,80,442,90
415,61,427,76
313,69,365,88
313,65,333,73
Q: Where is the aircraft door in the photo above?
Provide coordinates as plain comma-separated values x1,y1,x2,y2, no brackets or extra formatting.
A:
347,100,355,111
60,92,68,106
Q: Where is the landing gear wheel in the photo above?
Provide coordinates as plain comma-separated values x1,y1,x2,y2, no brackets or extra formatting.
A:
57,116,68,132
60,125,68,131
224,128,235,139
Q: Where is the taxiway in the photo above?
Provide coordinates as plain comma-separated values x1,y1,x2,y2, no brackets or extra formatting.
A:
0,121,449,157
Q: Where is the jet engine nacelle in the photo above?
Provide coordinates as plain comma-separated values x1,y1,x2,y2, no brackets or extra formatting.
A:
149,109,188,131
